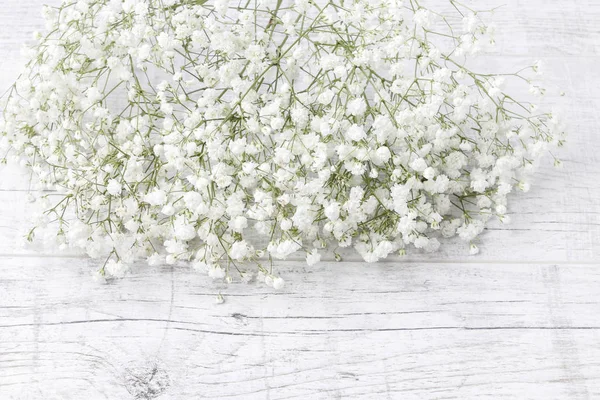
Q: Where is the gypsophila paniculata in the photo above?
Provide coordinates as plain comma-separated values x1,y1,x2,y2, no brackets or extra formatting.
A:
0,0,565,286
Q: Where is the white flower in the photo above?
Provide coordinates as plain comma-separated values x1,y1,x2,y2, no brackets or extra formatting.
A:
324,202,340,221
86,87,102,104
147,253,163,266
161,204,176,216
372,146,391,166
273,147,293,165
272,277,285,290
414,236,429,249
374,241,394,258
457,220,485,242
264,275,274,287
229,216,248,233
346,98,367,116
410,158,428,172
280,218,293,231
518,181,531,192
244,44,264,64
174,218,196,241
227,241,247,261
268,240,301,259
144,190,167,206
347,124,366,141
414,9,433,28
106,179,122,196
306,249,321,266
2,0,563,289
104,260,129,278
270,117,285,130
318,89,334,105
469,243,480,255
92,269,107,284
423,167,436,180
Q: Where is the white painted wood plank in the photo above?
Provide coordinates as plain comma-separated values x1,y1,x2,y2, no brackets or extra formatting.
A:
1,258,600,399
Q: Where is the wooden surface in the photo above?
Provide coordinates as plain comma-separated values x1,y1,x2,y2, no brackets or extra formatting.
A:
1,1,599,399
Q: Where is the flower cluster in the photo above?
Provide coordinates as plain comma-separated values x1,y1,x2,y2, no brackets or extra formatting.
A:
0,0,565,284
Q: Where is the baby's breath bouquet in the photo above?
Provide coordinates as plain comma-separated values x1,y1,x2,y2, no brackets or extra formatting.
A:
0,0,564,286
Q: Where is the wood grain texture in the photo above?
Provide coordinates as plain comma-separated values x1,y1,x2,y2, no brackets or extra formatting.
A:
2,258,600,399
0,0,599,399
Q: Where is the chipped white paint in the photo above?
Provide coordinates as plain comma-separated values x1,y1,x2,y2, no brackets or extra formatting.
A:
0,1,599,399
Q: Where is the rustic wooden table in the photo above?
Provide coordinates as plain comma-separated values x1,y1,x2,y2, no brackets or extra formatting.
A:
1,1,599,399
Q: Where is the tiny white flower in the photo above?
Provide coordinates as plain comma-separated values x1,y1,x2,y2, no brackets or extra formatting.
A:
280,218,293,231
347,124,366,142
423,167,436,180
92,269,107,284
106,179,122,196
410,158,428,172
229,216,248,233
272,277,285,290
230,240,250,261
147,253,163,266
161,204,176,216
264,275,274,287
318,89,334,105
518,181,531,192
270,117,285,130
469,243,480,255
346,97,367,117
306,249,321,266
324,202,340,221
104,260,129,278
144,189,167,206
